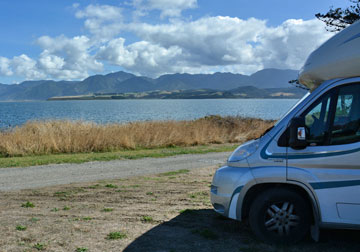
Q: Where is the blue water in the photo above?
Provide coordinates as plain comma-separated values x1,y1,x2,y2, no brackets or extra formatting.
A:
0,99,299,128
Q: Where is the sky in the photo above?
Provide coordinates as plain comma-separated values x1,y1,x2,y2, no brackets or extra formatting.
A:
0,0,350,84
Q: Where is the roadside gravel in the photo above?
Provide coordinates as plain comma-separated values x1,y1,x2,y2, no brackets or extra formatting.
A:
0,152,230,191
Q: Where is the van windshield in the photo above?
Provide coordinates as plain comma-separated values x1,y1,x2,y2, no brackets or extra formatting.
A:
258,93,310,139
274,92,310,127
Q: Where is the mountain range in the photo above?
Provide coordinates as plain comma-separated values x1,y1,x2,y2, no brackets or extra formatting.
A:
0,68,301,100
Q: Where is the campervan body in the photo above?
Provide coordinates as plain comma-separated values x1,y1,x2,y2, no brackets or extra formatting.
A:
210,21,360,243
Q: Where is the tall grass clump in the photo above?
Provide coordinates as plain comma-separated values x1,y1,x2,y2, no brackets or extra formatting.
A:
0,116,274,157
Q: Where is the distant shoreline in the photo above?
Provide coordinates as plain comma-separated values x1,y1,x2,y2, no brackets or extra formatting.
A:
47,88,306,101
47,96,301,101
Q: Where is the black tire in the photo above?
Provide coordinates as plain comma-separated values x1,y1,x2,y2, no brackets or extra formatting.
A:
248,188,311,244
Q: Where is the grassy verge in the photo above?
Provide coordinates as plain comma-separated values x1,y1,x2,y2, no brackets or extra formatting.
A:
0,144,237,168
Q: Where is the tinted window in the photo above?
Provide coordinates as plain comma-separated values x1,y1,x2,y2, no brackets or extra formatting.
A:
302,93,332,146
330,84,360,145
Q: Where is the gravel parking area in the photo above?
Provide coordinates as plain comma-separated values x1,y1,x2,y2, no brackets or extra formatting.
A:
0,152,230,191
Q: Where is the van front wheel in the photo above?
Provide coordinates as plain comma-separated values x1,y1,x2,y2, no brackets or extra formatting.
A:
248,188,310,244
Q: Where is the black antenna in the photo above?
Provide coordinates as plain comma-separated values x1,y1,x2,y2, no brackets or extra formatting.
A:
288,79,310,91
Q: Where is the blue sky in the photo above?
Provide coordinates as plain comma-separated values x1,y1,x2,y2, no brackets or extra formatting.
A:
0,0,349,84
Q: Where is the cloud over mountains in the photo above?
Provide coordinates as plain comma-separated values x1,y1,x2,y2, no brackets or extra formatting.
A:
0,0,332,81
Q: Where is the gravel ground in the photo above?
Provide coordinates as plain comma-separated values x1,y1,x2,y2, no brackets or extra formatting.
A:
1,161,359,252
1,151,360,251
0,152,231,191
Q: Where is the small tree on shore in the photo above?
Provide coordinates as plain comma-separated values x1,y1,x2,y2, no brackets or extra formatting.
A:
315,0,360,32
289,1,360,87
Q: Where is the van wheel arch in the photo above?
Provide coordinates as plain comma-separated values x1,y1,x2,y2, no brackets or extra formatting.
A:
240,183,317,225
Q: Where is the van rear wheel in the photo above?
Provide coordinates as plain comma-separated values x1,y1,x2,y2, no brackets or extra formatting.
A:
248,188,310,244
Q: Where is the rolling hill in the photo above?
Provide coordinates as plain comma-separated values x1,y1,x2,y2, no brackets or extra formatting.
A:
0,68,301,100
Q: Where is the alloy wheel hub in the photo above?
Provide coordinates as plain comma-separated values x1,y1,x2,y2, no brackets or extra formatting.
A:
264,202,300,236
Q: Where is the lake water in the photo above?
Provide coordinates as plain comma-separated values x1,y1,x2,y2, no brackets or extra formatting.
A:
0,99,300,128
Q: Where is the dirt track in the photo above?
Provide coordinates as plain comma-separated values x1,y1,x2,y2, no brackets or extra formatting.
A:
0,152,230,191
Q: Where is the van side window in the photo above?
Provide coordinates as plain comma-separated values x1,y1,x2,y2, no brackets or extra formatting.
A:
279,83,360,147
330,84,360,145
303,94,332,146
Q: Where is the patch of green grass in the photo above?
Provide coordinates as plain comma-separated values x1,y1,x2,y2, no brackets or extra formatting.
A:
102,208,113,212
75,248,88,252
87,184,100,189
141,216,153,223
192,229,218,240
16,225,27,231
33,243,46,250
189,191,208,199
53,189,84,199
51,208,59,212
0,144,236,168
146,192,154,195
21,201,35,208
53,191,71,197
106,231,127,240
105,184,118,188
179,209,195,214
63,206,71,210
142,177,162,181
115,189,127,193
82,217,92,221
159,169,190,176
30,217,40,222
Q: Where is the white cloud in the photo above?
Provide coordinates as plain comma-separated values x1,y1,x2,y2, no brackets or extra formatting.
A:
37,50,87,80
254,19,333,70
97,38,137,67
75,4,122,21
0,57,12,76
97,38,182,76
72,3,80,9
38,50,65,71
130,17,266,65
11,54,46,80
0,35,104,81
95,17,331,77
132,0,197,18
75,4,124,40
36,35,103,79
0,2,333,81
122,41,182,75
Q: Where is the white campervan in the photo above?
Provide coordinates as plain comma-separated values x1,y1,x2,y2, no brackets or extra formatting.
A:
211,21,360,243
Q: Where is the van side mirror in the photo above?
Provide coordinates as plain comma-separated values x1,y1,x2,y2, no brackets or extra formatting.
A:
289,117,307,150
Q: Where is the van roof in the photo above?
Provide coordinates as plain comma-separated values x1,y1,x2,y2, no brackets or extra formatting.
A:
299,21,360,91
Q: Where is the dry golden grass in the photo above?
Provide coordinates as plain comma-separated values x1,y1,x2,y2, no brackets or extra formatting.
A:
0,116,274,157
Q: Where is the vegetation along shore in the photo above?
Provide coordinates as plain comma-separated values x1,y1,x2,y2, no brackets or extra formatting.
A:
0,116,274,167
47,87,306,101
